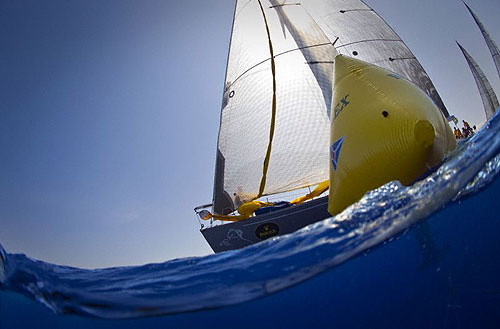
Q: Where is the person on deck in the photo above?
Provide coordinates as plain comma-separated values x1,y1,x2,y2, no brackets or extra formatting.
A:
464,120,475,136
462,126,469,138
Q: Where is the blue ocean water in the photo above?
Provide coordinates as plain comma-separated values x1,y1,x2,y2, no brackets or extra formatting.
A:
1,110,500,328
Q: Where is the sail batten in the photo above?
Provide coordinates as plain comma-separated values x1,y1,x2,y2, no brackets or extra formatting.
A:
458,42,499,120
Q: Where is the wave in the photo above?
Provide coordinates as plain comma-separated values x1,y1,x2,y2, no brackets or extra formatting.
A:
1,110,500,319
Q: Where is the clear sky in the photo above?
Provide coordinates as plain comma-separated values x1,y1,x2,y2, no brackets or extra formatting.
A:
1,0,499,269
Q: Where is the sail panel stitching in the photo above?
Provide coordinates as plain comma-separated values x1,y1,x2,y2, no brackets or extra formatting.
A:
229,42,333,88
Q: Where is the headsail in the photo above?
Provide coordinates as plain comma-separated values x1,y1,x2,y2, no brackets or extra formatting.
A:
213,0,449,215
457,42,499,120
463,1,500,79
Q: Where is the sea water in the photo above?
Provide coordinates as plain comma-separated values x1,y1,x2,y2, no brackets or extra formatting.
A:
1,111,500,328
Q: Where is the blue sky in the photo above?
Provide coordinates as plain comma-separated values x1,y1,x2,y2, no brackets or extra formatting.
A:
1,0,499,269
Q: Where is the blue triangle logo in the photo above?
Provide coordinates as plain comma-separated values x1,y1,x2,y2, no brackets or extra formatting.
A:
330,136,345,171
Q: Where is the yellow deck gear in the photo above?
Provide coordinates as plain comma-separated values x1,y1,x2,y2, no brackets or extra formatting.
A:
237,201,274,216
199,201,275,222
200,181,330,223
328,55,456,216
290,180,329,205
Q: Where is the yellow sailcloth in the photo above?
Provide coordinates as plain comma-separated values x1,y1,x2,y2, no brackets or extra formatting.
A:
328,55,456,216
290,180,329,205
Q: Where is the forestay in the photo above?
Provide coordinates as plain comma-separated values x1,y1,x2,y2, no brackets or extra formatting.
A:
213,0,449,215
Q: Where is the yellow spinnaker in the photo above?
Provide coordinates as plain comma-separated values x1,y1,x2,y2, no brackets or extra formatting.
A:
328,55,456,216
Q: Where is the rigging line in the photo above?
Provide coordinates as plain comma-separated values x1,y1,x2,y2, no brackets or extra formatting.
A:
256,0,277,199
228,42,332,87
335,38,402,49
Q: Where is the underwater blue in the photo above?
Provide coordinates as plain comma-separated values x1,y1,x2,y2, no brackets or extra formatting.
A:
1,109,500,328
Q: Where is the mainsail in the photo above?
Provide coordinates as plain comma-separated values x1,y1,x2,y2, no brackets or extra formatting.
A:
213,0,337,214
457,42,499,120
300,0,449,117
463,1,500,79
213,0,449,214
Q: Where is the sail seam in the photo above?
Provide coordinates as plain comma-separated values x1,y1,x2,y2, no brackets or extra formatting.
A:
229,42,333,88
234,0,253,20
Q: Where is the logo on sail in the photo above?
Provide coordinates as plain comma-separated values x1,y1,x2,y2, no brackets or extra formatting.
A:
333,94,350,121
330,136,345,171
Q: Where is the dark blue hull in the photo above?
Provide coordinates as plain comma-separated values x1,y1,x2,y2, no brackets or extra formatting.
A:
201,196,330,252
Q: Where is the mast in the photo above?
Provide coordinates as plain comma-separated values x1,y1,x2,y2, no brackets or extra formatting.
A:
457,42,499,120
213,0,239,215
463,1,500,79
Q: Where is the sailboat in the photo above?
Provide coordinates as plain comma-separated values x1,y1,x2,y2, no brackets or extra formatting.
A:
196,0,450,253
463,1,500,79
459,3,500,121
457,42,499,121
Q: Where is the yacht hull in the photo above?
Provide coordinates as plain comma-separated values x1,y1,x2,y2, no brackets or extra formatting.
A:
201,196,330,253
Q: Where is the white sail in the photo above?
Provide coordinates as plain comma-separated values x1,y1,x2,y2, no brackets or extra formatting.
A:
463,1,500,79
213,0,337,214
213,0,449,214
458,42,499,120
299,0,449,117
